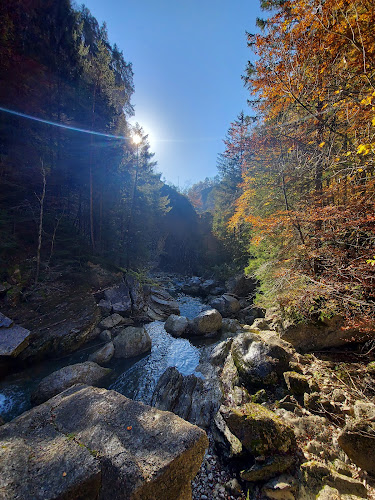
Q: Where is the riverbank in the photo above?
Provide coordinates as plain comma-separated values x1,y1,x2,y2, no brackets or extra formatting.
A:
1,268,375,499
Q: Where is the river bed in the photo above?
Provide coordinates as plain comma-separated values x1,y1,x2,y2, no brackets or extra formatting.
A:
0,290,211,422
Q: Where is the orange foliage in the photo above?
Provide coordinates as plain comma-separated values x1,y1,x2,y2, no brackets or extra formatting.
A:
233,0,375,324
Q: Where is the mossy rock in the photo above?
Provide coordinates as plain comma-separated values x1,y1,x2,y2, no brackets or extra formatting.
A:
240,454,295,482
231,332,292,388
367,361,375,375
300,461,367,499
284,371,311,396
220,403,296,456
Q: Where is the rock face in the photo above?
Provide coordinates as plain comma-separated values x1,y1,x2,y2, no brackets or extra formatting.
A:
32,361,111,404
97,279,179,322
101,282,132,315
164,314,189,337
113,326,152,358
146,287,180,321
190,309,222,335
0,313,31,357
231,331,292,387
151,366,220,428
338,419,375,475
300,460,367,499
221,403,296,456
0,385,208,500
19,293,100,362
278,314,374,352
88,342,115,365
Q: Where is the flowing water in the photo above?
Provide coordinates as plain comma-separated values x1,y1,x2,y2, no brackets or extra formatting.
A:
0,289,211,422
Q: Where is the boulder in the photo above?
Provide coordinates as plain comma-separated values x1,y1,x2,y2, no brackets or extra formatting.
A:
0,313,31,357
99,313,125,330
151,366,183,412
200,279,216,296
113,326,151,358
210,295,241,317
32,361,111,404
164,314,189,337
210,339,233,366
353,401,375,421
222,295,241,313
151,366,220,428
262,475,297,500
0,385,208,500
231,332,292,387
191,309,222,335
147,287,180,321
182,277,202,295
103,282,132,315
221,403,296,456
338,419,375,475
213,409,243,459
241,454,295,482
279,315,374,352
226,274,257,297
221,318,241,334
300,461,367,499
283,371,314,396
189,309,222,335
88,342,115,365
99,329,112,342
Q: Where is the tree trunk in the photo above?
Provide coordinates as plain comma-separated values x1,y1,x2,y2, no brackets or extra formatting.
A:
35,161,47,284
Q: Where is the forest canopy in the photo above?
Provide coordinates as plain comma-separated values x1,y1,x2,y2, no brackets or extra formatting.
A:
222,0,375,326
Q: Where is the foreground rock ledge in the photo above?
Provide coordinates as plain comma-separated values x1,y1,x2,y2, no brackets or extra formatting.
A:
0,384,209,500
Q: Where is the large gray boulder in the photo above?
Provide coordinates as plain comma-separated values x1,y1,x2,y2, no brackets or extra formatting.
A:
164,314,189,337
113,326,151,358
231,331,293,387
88,342,115,365
32,361,111,404
338,419,375,475
210,295,241,317
0,385,208,500
190,309,222,336
151,366,220,428
102,282,132,315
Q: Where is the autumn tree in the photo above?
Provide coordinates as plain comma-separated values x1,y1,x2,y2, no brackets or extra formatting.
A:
231,0,375,325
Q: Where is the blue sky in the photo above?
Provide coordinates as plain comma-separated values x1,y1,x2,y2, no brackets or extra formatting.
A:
81,0,263,187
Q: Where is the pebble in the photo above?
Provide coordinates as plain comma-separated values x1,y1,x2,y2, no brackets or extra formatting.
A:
192,434,246,500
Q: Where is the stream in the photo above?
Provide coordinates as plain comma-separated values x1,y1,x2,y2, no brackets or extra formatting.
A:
0,288,212,422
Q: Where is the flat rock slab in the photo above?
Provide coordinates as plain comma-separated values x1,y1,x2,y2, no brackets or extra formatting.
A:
0,384,208,500
0,313,31,357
